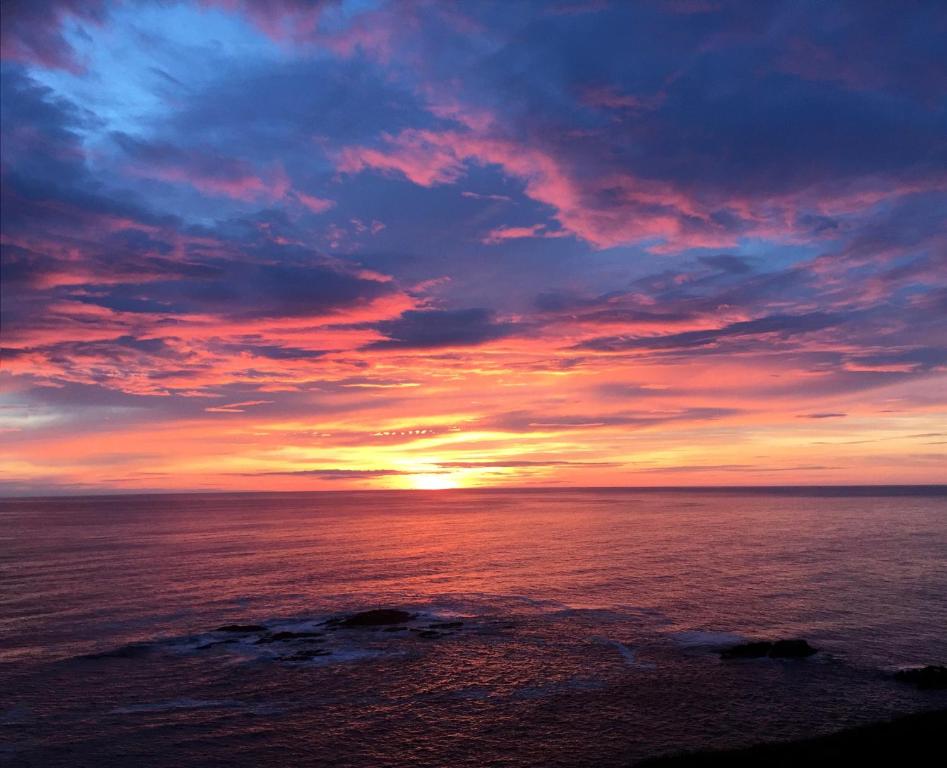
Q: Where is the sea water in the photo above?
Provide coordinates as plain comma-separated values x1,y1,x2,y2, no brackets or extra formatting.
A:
1,488,945,766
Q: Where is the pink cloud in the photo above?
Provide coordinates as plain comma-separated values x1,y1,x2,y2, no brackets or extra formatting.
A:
202,0,329,44
294,191,335,213
579,84,660,111
131,159,291,202
336,123,947,255
482,224,569,245
336,130,466,186
336,128,742,250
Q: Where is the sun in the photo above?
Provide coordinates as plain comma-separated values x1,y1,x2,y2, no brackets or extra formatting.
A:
409,473,459,490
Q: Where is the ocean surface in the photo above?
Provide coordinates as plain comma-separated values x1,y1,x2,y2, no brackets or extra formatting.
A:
2,487,946,767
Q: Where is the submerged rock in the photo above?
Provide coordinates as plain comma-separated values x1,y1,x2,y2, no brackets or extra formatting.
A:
255,631,323,644
721,639,817,659
216,624,266,633
280,649,331,662
197,639,239,650
428,621,464,629
895,665,947,690
338,609,414,627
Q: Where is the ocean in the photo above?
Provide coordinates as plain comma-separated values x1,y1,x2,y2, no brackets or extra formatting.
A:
1,488,945,766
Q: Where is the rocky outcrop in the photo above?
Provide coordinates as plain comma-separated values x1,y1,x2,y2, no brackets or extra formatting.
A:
255,631,324,644
721,639,817,659
895,665,947,690
769,639,818,658
336,609,415,627
280,649,332,662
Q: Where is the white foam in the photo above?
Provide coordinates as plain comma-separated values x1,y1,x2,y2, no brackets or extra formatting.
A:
597,637,657,669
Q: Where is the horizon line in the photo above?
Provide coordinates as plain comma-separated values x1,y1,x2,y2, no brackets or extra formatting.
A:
3,483,946,501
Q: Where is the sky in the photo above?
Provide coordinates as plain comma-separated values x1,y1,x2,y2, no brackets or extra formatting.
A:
1,0,945,494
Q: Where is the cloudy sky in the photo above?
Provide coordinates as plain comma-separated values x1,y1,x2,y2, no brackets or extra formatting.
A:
1,0,945,493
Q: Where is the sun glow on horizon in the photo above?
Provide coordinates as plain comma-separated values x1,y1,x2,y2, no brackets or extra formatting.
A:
407,473,460,490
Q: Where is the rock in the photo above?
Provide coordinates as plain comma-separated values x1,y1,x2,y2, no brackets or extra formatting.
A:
338,609,414,627
769,639,818,658
255,631,323,644
383,626,408,632
216,624,266,633
894,665,947,690
721,641,772,659
281,649,331,662
418,630,441,639
721,639,817,659
197,639,238,650
428,621,463,629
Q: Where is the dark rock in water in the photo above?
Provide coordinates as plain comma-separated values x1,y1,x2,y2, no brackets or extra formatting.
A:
280,649,331,662
216,624,266,633
197,639,239,650
383,626,408,632
428,621,463,629
895,665,947,690
339,609,414,627
255,631,323,644
418,630,441,639
721,639,817,659
721,641,772,659
769,639,818,658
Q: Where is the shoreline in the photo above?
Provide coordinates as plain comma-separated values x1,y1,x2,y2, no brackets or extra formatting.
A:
636,708,947,766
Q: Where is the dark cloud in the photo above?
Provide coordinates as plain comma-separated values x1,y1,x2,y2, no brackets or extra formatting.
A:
846,347,947,373
577,312,843,352
1,1,108,72
215,343,330,361
85,260,396,320
697,254,754,274
535,291,696,324
366,309,517,350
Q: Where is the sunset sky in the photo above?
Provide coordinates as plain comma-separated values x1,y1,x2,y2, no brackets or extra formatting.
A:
1,0,945,494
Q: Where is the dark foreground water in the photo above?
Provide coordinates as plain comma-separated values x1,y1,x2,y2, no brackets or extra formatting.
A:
1,488,946,767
